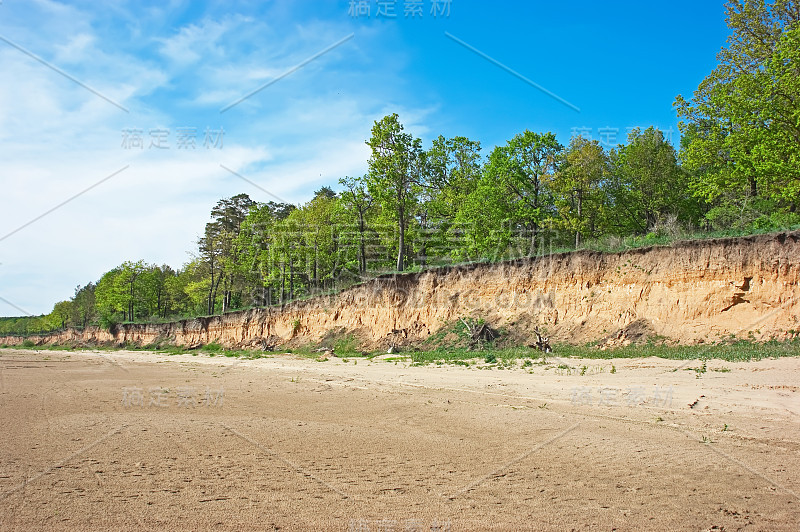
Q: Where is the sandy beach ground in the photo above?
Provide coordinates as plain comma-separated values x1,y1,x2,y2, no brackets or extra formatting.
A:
1,348,798,530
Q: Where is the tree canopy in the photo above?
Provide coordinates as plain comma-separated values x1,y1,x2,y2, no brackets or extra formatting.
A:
676,0,800,229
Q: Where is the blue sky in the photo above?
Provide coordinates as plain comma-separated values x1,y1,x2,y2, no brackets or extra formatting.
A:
0,0,730,315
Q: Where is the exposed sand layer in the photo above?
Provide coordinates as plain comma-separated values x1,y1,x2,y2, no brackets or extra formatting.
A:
1,348,798,530
3,231,799,350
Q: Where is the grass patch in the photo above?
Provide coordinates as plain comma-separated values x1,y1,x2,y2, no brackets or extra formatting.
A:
552,339,800,362
0,339,264,360
4,337,798,365
201,342,224,352
411,346,536,365
408,338,800,365
284,345,327,359
332,334,362,357
0,342,120,352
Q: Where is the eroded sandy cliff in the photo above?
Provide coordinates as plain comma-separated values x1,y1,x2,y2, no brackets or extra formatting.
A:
4,231,799,349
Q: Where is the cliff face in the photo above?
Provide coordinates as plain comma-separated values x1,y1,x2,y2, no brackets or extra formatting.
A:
4,231,799,349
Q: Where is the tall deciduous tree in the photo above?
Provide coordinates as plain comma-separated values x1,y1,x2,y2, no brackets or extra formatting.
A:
234,201,296,307
419,135,482,262
50,300,73,329
612,127,693,233
339,175,374,276
95,260,147,322
551,136,609,247
71,283,96,328
366,114,422,272
471,131,562,256
676,0,800,229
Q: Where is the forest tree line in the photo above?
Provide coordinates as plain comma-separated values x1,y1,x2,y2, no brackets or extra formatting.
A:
2,0,798,335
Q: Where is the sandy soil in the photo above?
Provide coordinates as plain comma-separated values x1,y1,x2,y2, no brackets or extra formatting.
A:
0,348,798,531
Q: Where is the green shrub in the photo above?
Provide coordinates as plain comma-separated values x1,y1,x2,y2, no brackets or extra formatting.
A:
333,334,360,356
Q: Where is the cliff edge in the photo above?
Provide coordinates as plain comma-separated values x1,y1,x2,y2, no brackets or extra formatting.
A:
3,231,799,350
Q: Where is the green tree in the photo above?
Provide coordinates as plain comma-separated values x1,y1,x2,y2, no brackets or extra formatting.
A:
197,194,256,314
137,264,176,319
235,201,296,307
180,260,213,316
612,127,694,233
459,130,562,258
96,268,125,323
71,283,96,328
276,192,341,298
163,267,192,318
120,260,147,322
550,136,609,247
676,0,800,229
366,114,422,271
213,194,256,312
339,175,375,276
303,191,341,291
419,135,483,264
50,300,73,329
95,261,148,323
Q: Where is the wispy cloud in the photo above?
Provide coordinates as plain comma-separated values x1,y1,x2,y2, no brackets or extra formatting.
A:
157,15,250,66
220,33,355,113
0,1,432,315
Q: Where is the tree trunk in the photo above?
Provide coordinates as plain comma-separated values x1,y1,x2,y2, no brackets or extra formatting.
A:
207,268,215,315
358,213,367,275
280,263,286,305
575,190,583,249
129,282,135,322
210,275,222,315
396,205,405,272
313,243,318,292
289,258,294,300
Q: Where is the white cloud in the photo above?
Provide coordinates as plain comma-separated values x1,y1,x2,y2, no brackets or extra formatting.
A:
53,33,96,64
0,2,437,316
157,15,250,66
